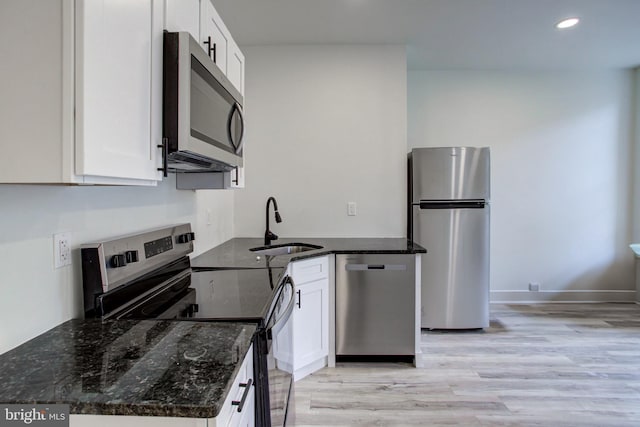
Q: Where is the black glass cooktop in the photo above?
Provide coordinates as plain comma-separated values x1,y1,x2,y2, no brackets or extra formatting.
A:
187,267,285,322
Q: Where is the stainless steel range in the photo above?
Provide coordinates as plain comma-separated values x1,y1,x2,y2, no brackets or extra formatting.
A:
81,224,295,426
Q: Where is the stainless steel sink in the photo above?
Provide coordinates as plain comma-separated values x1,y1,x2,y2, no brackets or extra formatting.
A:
249,243,323,257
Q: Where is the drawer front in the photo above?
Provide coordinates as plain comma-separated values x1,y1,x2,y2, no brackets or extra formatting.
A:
216,344,254,425
227,385,255,427
291,256,329,284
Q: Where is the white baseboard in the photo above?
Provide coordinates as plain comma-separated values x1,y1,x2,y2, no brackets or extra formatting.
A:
490,290,637,303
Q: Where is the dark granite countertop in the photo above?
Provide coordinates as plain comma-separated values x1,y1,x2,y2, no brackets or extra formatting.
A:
192,237,426,269
189,267,286,321
0,319,256,418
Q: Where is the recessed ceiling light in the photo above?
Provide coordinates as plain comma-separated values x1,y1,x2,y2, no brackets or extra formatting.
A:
556,17,580,29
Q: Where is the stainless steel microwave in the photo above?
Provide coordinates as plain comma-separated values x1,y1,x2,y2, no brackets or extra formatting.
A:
162,31,244,174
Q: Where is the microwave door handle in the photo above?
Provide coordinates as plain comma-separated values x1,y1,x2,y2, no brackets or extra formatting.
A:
235,103,245,154
227,102,245,155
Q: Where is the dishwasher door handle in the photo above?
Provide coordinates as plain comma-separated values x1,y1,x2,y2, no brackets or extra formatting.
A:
345,264,407,271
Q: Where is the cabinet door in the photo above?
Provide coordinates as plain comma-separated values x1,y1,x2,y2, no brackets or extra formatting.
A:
75,0,162,182
199,0,228,73
227,38,245,95
165,0,200,40
294,278,329,370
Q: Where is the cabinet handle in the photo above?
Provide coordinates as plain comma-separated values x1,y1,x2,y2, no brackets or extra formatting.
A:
203,36,216,62
157,137,168,177
296,289,301,308
232,166,239,185
231,378,253,412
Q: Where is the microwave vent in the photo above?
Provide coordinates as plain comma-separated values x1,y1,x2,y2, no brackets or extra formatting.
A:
168,151,235,172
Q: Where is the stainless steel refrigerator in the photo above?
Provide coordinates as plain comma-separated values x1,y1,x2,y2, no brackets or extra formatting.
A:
408,147,490,329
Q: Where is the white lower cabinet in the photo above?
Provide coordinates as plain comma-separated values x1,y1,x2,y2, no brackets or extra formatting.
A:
288,256,330,381
70,345,254,427
219,343,255,427
234,385,255,427
293,278,329,379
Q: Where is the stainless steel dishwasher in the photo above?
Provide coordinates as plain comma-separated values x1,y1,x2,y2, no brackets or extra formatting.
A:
336,254,415,356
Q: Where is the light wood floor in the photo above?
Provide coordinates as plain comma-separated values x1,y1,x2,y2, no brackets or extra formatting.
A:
292,303,640,426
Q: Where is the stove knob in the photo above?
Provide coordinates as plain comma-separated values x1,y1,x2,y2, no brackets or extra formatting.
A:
110,254,127,268
125,250,139,263
176,232,196,244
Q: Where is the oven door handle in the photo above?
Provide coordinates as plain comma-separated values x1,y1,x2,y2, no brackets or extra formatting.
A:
268,276,295,337
103,269,192,320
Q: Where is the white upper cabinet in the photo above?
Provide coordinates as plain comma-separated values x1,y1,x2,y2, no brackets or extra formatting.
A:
75,0,163,183
0,0,242,186
0,0,163,185
164,0,200,41
200,0,229,75
227,37,245,95
198,0,245,96
165,1,245,95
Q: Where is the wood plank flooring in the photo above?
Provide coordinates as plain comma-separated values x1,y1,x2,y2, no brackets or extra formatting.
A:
292,303,640,426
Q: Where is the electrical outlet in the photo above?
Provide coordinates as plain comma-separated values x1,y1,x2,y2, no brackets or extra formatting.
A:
206,209,212,226
347,202,357,216
54,233,71,269
528,282,540,292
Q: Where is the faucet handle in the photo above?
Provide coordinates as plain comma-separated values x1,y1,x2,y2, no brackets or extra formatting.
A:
265,230,279,246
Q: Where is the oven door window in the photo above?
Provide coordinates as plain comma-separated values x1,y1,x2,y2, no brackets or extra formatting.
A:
115,277,194,320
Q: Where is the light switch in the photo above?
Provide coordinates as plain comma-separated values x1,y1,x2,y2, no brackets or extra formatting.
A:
347,202,357,216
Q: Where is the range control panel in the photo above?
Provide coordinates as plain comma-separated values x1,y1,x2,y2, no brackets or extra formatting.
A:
144,236,174,259
81,223,194,293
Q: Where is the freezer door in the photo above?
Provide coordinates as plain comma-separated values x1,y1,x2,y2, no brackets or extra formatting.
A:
411,147,490,201
414,204,490,329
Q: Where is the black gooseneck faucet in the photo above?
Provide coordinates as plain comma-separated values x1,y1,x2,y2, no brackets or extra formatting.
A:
264,196,282,246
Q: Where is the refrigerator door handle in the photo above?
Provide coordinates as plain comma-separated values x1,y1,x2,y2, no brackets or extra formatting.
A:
418,200,486,209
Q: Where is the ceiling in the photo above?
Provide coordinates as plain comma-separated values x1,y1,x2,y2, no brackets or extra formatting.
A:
213,0,640,69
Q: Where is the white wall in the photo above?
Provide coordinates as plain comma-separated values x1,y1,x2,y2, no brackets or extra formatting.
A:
0,177,233,353
408,70,635,302
234,45,407,238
